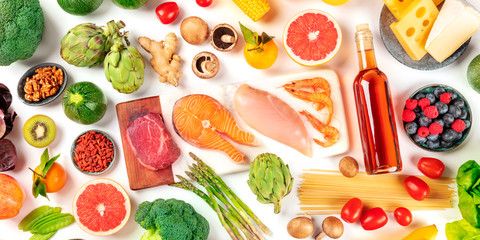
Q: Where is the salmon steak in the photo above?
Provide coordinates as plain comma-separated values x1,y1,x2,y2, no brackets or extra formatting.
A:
172,94,258,163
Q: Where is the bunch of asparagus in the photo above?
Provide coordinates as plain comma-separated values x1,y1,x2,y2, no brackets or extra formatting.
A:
170,152,270,240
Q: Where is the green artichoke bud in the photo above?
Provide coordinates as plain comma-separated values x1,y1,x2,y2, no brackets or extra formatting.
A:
247,153,293,214
60,21,124,67
104,25,145,94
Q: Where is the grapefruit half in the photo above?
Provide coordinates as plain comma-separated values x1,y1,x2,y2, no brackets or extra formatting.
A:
283,9,342,67
72,178,131,236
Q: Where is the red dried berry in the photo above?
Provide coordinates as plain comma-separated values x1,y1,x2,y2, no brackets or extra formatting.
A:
405,99,418,110
440,93,451,104
418,127,430,138
452,119,466,133
424,106,439,119
429,122,443,135
418,98,430,110
402,109,416,122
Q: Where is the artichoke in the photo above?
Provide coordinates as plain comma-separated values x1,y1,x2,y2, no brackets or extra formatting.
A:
104,24,145,94
247,153,293,214
60,21,124,67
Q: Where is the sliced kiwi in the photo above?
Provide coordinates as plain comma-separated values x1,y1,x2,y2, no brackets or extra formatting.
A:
23,115,56,148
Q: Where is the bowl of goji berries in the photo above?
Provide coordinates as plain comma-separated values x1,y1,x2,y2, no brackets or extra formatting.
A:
402,84,472,152
71,130,116,175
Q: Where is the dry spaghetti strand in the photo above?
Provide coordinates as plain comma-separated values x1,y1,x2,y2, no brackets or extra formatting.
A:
298,170,455,215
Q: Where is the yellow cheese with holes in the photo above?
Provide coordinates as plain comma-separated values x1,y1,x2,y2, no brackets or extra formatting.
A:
425,0,480,63
383,0,443,20
390,0,439,60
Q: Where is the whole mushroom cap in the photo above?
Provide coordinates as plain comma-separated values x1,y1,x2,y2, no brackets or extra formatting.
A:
180,16,209,45
210,24,238,52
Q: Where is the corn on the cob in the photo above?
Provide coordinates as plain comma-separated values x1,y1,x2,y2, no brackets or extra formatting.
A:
231,0,270,22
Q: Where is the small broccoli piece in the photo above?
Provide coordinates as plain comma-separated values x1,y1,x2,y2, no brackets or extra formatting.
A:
134,198,209,240
140,229,162,240
0,0,45,66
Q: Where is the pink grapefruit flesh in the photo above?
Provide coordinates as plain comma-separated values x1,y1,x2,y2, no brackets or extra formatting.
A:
283,9,342,66
73,178,131,236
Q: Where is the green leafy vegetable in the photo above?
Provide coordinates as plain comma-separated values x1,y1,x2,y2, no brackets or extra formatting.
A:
446,220,480,240
30,149,60,200
457,160,480,227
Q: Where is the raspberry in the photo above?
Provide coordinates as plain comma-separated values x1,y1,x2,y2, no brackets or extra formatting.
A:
429,122,443,135
405,99,418,110
424,106,439,119
418,98,430,110
440,93,452,104
402,109,416,122
417,126,430,138
452,119,466,133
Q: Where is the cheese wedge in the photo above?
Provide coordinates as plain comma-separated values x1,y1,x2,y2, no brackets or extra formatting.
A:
390,0,439,60
425,0,480,63
384,0,444,20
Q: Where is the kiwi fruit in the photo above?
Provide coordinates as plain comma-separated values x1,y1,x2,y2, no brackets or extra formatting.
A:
23,115,56,148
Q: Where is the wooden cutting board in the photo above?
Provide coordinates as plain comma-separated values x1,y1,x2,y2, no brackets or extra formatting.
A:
116,96,174,190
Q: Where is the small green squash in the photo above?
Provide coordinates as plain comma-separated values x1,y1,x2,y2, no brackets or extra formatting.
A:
62,82,107,125
57,0,103,16
468,54,480,94
111,0,148,9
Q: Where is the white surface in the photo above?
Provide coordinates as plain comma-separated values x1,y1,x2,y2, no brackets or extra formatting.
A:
1,0,480,239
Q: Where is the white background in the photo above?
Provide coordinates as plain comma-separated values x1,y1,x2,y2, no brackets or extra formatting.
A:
1,0,480,239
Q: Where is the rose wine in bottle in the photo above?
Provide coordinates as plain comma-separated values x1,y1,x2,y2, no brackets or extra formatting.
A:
353,23,402,174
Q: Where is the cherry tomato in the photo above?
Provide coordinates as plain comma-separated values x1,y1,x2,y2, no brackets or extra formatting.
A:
394,207,412,226
155,2,179,24
418,157,445,179
360,207,388,230
196,0,213,7
404,176,430,201
341,197,363,223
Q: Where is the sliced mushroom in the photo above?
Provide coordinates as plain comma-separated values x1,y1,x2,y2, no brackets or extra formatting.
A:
192,52,220,79
210,24,238,52
180,16,209,45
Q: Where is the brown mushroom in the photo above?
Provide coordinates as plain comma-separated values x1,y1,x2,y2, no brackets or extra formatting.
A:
210,24,238,52
192,52,220,79
339,156,359,178
315,216,344,240
180,16,209,45
287,216,314,239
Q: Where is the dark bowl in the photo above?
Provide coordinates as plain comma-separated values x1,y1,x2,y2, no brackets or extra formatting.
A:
403,84,472,152
71,130,116,175
17,63,68,106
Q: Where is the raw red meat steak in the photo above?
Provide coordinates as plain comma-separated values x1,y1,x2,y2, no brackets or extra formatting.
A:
125,113,180,170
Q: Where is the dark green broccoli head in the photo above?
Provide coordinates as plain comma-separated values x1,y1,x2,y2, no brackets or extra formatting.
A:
0,0,45,66
135,198,209,240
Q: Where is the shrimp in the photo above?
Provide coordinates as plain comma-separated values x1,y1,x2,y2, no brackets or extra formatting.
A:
282,77,331,96
299,110,339,148
286,89,333,125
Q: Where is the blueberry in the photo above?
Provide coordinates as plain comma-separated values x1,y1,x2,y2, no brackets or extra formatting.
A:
426,93,436,104
434,101,448,115
414,134,427,144
441,140,453,148
405,122,418,135
434,119,445,127
443,113,455,125
455,132,463,141
415,112,422,120
413,106,422,113
427,140,440,149
442,129,456,142
434,87,446,98
448,105,461,118
464,119,471,129
418,116,432,127
427,133,440,141
453,99,465,108
415,93,426,100
459,108,468,119
446,89,458,100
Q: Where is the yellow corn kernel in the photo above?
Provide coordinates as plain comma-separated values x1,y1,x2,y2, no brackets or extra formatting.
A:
231,0,270,22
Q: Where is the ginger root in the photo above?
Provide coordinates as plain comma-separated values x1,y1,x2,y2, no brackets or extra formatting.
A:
138,33,182,87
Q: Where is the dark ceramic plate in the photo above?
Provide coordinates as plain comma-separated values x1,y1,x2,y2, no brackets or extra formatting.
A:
379,5,470,71
71,130,116,175
17,63,68,106
403,84,472,152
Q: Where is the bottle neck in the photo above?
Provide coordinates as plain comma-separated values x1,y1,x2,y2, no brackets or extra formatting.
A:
355,27,378,71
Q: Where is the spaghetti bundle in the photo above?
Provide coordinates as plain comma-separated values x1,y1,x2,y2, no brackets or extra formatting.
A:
299,170,455,215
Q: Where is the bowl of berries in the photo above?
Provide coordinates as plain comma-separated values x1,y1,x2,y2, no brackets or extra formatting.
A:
402,84,472,151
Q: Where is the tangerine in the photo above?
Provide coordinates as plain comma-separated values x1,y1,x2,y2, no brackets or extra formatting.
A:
244,40,278,69
33,162,67,193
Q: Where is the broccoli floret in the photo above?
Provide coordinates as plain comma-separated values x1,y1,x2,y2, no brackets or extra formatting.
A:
0,0,45,66
135,198,209,240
